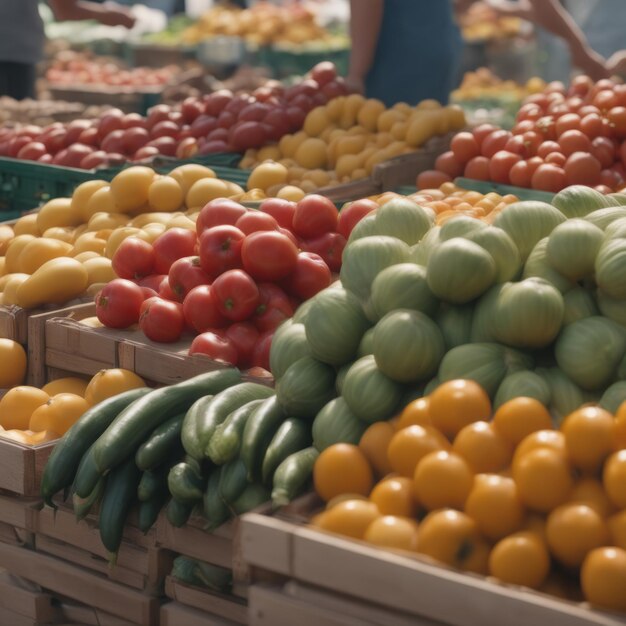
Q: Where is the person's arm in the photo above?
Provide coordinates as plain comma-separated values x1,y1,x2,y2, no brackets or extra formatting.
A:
346,0,384,94
487,0,608,80
49,0,135,28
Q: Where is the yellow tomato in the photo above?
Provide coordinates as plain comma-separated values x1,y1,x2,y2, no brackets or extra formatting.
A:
489,532,550,589
0,386,50,430
29,393,89,435
84,368,145,406
18,238,74,274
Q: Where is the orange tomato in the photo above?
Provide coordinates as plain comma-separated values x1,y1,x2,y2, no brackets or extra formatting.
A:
313,444,374,503
387,425,448,478
561,406,615,472
569,478,616,518
512,430,565,472
417,509,485,571
0,386,50,430
465,474,525,541
512,448,574,513
413,450,474,511
613,401,626,450
369,476,419,518
28,393,89,435
358,421,394,478
396,397,432,429
489,532,550,589
428,380,491,439
363,515,419,551
84,368,145,406
607,510,626,549
492,397,553,446
546,504,609,567
312,499,380,540
452,421,512,473
581,547,626,612
603,450,626,509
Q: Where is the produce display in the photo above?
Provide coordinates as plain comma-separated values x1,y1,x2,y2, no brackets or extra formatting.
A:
312,386,626,611
423,76,626,193
460,2,526,43
452,69,546,103
0,359,144,445
242,96,466,193
0,63,345,167
0,97,108,127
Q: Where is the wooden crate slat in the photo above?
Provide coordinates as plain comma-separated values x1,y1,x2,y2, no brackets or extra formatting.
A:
160,601,241,626
0,571,57,622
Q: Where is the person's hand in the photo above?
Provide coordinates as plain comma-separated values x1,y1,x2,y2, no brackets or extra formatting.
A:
608,51,626,77
573,47,609,81
345,74,365,95
100,2,136,28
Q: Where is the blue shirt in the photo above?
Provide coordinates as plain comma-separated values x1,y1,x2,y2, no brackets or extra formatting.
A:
0,0,45,64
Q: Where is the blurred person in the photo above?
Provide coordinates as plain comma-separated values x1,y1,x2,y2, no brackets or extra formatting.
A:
0,0,135,101
347,0,464,107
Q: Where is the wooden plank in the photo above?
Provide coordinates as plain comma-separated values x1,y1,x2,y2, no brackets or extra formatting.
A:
0,571,57,622
165,577,247,625
239,514,293,577
161,601,241,626
56,600,139,626
0,438,55,496
0,604,39,626
0,542,159,625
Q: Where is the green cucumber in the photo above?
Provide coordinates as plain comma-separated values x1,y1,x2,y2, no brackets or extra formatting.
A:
99,457,141,563
167,462,205,504
193,562,232,592
231,483,270,515
94,369,241,474
166,498,194,528
261,419,311,485
203,468,232,531
205,399,265,465
182,382,274,461
73,445,102,499
41,388,150,507
135,413,185,471
137,490,169,534
172,556,204,586
272,447,319,507
72,475,106,522
138,461,174,503
240,396,286,482
218,459,248,505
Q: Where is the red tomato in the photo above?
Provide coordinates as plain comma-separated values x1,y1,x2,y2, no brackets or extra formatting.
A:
251,330,274,370
555,113,581,137
168,256,210,300
580,113,604,139
189,332,238,365
608,106,626,138
544,152,566,167
435,151,463,178
537,141,562,159
198,225,245,278
600,168,623,190
235,211,278,234
564,152,602,186
450,132,480,163
158,277,178,301
139,297,185,342
489,151,522,184
283,251,332,300
212,269,260,322
509,160,532,188
535,116,557,141
504,136,528,157
527,156,544,175
137,274,167,293
182,284,228,333
112,237,155,280
300,232,346,272
531,164,567,192
292,195,339,239
241,231,299,281
337,199,377,239
512,120,536,135
253,283,294,333
152,228,197,274
522,131,542,156
472,123,497,147
278,227,299,247
481,130,512,158
196,199,247,235
225,322,259,368
464,156,490,181
95,279,144,329
558,129,591,156
259,198,296,230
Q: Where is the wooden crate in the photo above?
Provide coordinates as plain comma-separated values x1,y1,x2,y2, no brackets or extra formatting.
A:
0,438,56,497
0,542,160,625
318,177,381,204
240,505,626,626
44,315,274,387
161,601,241,626
165,576,247,625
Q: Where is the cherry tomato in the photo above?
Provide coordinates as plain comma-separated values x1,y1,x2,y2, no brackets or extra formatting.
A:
253,283,294,332
182,284,228,333
435,151,464,178
337,199,377,239
152,228,197,274
241,231,299,281
592,136,616,168
112,237,155,280
168,256,210,300
301,232,346,272
212,269,260,322
235,211,278,234
292,194,339,239
196,199,247,236
139,296,185,342
95,279,144,329
559,129,591,156
189,331,238,365
251,330,274,370
283,252,332,300
198,225,245,278
535,116,557,141
537,141,562,159
509,160,532,188
259,198,296,230
225,322,259,368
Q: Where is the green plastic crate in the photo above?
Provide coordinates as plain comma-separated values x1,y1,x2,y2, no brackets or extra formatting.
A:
0,154,246,214
254,45,350,78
